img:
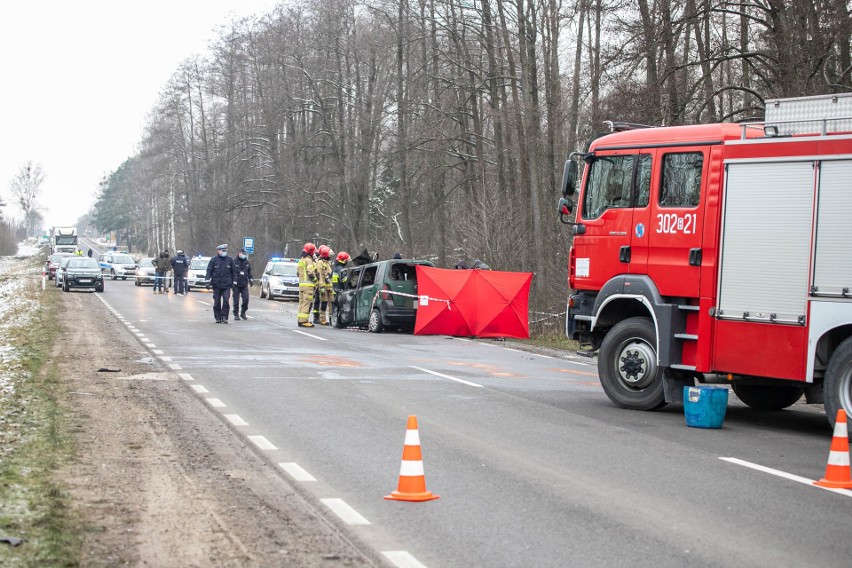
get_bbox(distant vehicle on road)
[46,252,73,280]
[259,258,299,301]
[55,256,75,288]
[331,259,433,332]
[61,257,104,293]
[97,252,137,280]
[134,257,157,286]
[187,256,212,291]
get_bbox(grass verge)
[0,273,82,567]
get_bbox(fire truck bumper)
[567,291,595,342]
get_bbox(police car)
[97,252,138,280]
[187,256,212,291]
[259,258,299,301]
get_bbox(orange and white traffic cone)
[814,409,852,489]
[385,415,439,502]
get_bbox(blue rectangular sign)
[243,237,254,254]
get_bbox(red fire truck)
[560,94,852,425]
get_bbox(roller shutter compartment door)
[717,161,814,324]
[812,160,852,297]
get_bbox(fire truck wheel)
[729,383,803,411]
[823,336,852,428]
[598,317,666,410]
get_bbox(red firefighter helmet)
[303,242,317,255]
[336,251,350,263]
[318,245,331,259]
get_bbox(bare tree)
[8,160,45,237]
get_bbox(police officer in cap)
[206,244,236,323]
[232,248,253,320]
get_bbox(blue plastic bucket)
[683,386,729,429]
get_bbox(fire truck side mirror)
[558,197,575,224]
[561,159,578,197]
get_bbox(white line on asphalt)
[248,435,277,450]
[169,363,182,370]
[292,329,328,341]
[178,373,194,381]
[152,349,164,355]
[191,384,209,393]
[409,365,483,388]
[206,398,225,407]
[224,414,248,426]
[278,462,317,482]
[159,356,172,362]
[383,551,429,568]
[320,498,370,525]
[720,457,852,497]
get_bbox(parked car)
[97,252,138,280]
[134,257,157,286]
[61,257,104,292]
[55,256,74,288]
[259,258,299,301]
[331,259,433,332]
[46,252,73,280]
[187,256,212,291]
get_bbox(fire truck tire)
[730,383,803,411]
[823,337,852,427]
[598,317,666,410]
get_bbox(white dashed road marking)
[224,414,248,426]
[191,385,209,393]
[278,462,316,482]
[321,498,370,525]
[383,551,429,568]
[409,365,483,388]
[248,435,277,450]
[206,398,226,408]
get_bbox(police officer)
[206,244,236,323]
[312,245,333,325]
[297,243,318,327]
[171,249,190,295]
[232,248,253,320]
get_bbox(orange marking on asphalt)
[550,367,599,377]
[301,355,364,367]
[445,360,522,378]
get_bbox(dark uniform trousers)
[212,287,232,321]
[233,285,249,317]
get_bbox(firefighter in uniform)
[329,251,350,325]
[312,245,333,325]
[297,243,318,327]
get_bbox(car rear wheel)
[368,308,384,333]
[259,284,266,299]
[331,305,345,328]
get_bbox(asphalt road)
[75,243,852,568]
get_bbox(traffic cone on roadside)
[385,415,439,502]
[814,409,852,489]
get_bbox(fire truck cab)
[561,94,852,425]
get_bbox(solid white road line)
[382,551,429,568]
[320,498,370,525]
[278,462,316,482]
[224,414,248,426]
[248,435,277,450]
[720,457,852,497]
[409,365,483,388]
[206,398,226,407]
[292,329,328,341]
[191,384,209,393]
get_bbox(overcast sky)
[0,0,279,230]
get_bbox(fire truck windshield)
[582,155,651,219]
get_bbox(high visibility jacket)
[297,255,318,289]
[331,260,348,291]
[317,258,332,291]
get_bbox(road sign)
[243,237,254,254]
